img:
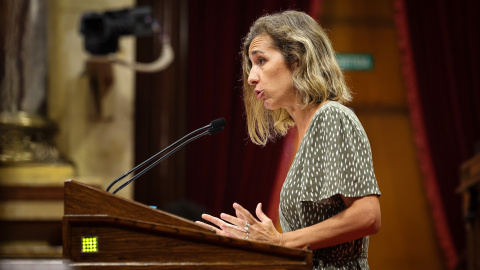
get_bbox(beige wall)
[48,0,136,198]
[319,0,445,268]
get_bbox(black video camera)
[80,6,154,55]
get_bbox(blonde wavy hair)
[242,10,351,145]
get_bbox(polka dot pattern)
[279,101,381,270]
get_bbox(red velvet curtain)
[185,0,313,216]
[394,0,480,268]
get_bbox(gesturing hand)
[195,202,284,246]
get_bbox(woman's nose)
[248,67,259,85]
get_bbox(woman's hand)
[196,202,284,246]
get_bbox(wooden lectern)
[63,180,312,269]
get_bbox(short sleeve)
[299,104,381,201]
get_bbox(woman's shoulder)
[309,100,369,141]
[314,101,359,125]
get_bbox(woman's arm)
[197,194,381,250]
[281,194,381,249]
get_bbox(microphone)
[107,118,226,194]
[208,118,226,134]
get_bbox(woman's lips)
[254,89,264,99]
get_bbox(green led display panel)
[82,236,98,253]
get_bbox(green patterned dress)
[279,101,381,269]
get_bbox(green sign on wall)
[336,53,374,71]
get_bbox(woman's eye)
[259,58,266,65]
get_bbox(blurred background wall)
[48,0,135,199]
[0,0,135,258]
[1,0,479,269]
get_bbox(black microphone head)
[209,118,226,135]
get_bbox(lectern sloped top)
[63,179,206,232]
[63,180,313,269]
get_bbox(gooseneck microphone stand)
[106,118,226,194]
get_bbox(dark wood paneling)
[0,186,64,201]
[0,220,62,245]
[458,153,480,270]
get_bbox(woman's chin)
[262,101,277,111]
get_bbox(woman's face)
[247,34,297,111]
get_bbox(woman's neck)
[289,100,328,141]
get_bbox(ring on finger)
[243,221,250,231]
[244,231,249,240]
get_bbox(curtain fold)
[394,0,480,268]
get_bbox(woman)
[197,10,381,269]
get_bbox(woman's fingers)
[255,203,271,223]
[220,213,246,229]
[198,203,277,242]
[233,203,257,224]
[199,213,247,238]
[201,214,226,227]
[195,221,225,235]
[235,208,246,220]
